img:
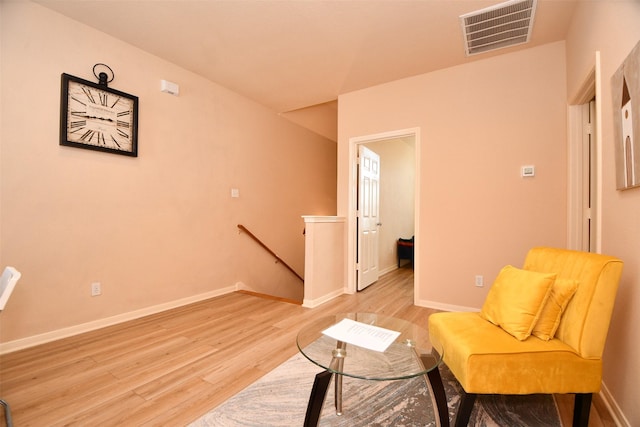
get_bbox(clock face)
[60,74,138,156]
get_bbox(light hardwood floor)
[0,267,614,426]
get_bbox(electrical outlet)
[91,282,102,296]
[475,275,484,287]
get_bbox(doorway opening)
[568,52,601,253]
[347,128,420,300]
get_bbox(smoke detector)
[460,0,537,56]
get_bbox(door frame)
[346,127,421,298]
[568,52,602,253]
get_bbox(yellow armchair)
[429,247,623,427]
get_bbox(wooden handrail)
[237,224,304,282]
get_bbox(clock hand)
[72,113,114,122]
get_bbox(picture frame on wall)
[611,40,640,190]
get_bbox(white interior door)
[357,145,380,291]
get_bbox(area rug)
[189,353,561,426]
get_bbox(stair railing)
[237,224,304,282]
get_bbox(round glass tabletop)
[296,312,441,381]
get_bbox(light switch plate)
[521,165,535,177]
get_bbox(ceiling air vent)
[460,0,537,56]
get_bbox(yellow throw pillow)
[480,265,556,340]
[532,279,578,340]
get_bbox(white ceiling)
[35,0,578,138]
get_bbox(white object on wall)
[160,80,179,96]
[0,266,21,311]
[521,165,535,177]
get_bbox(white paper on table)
[321,318,401,352]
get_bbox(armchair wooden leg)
[453,390,477,427]
[573,393,592,427]
[424,364,450,427]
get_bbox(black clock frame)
[60,73,139,157]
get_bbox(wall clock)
[60,71,138,157]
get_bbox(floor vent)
[460,0,537,56]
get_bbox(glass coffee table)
[296,313,449,427]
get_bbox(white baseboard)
[378,264,398,276]
[302,288,344,308]
[414,298,479,313]
[599,381,631,427]
[0,285,237,355]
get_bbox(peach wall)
[339,42,568,310]
[566,2,640,425]
[0,2,336,346]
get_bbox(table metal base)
[303,348,450,427]
[0,398,13,427]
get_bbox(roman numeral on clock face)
[80,129,96,142]
[111,135,122,148]
[82,87,96,104]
